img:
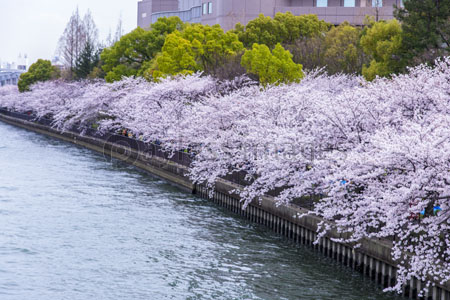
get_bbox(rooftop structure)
[138,0,402,31]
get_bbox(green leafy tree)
[153,24,243,78]
[100,16,184,82]
[284,35,328,72]
[18,59,60,92]
[360,19,404,81]
[395,0,450,65]
[241,43,304,86]
[87,66,105,79]
[74,40,101,79]
[152,33,198,78]
[274,12,329,44]
[234,14,283,49]
[234,13,329,49]
[324,22,366,74]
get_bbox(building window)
[316,0,328,7]
[208,2,212,14]
[141,13,147,18]
[372,0,382,7]
[344,0,355,7]
[203,3,207,15]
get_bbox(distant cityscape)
[0,53,28,86]
[0,53,28,70]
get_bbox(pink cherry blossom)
[0,59,448,295]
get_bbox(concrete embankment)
[0,112,448,300]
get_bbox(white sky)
[0,0,137,66]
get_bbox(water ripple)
[0,121,403,300]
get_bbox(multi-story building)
[138,0,202,28]
[138,0,403,31]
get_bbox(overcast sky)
[0,0,137,66]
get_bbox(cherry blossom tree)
[0,59,448,295]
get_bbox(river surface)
[0,121,403,300]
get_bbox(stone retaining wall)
[1,112,448,300]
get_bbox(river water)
[0,121,402,300]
